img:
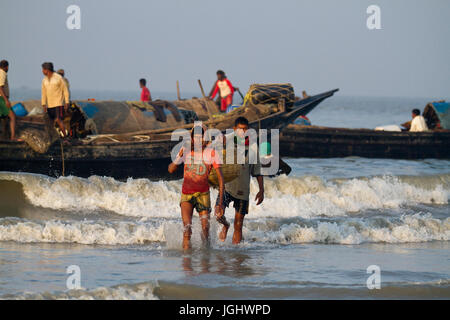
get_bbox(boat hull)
[0,139,181,180]
[280,125,450,159]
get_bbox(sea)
[0,89,449,300]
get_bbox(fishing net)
[173,98,219,120]
[243,83,295,108]
[18,116,59,154]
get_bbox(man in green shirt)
[215,117,264,244]
[0,60,19,141]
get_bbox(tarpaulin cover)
[423,101,450,130]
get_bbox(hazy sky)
[1,0,449,98]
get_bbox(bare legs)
[7,109,16,141]
[216,210,245,244]
[180,202,210,251]
[232,212,245,244]
[216,213,230,242]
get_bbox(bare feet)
[219,224,229,242]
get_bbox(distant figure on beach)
[215,117,264,244]
[209,70,235,113]
[0,60,19,141]
[139,78,152,102]
[56,69,71,100]
[168,124,225,251]
[41,62,70,138]
[410,109,428,132]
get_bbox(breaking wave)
[0,172,448,219]
[1,213,448,245]
[3,279,449,300]
[2,282,159,300]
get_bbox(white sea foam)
[246,214,450,244]
[0,172,448,219]
[0,218,166,245]
[1,213,448,245]
[2,282,159,300]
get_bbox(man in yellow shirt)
[41,62,69,137]
[0,60,19,141]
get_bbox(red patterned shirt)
[180,148,220,194]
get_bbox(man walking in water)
[41,62,70,138]
[216,116,264,244]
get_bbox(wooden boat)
[0,89,338,179]
[280,124,450,159]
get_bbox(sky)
[0,0,449,98]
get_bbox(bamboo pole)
[176,80,181,100]
[198,79,207,98]
[198,79,213,120]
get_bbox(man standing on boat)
[56,69,71,100]
[41,62,70,138]
[215,116,264,244]
[0,60,19,141]
[410,109,428,132]
[209,70,235,113]
[139,78,152,102]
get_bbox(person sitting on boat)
[209,70,234,113]
[410,109,428,132]
[139,78,152,103]
[41,62,70,138]
[0,60,20,141]
[168,124,225,251]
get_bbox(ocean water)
[0,93,449,299]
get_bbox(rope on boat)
[82,134,151,144]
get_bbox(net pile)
[243,83,295,108]
[173,98,219,121]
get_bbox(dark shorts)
[47,106,63,120]
[216,191,249,216]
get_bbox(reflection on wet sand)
[181,250,260,278]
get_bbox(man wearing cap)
[56,69,71,100]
